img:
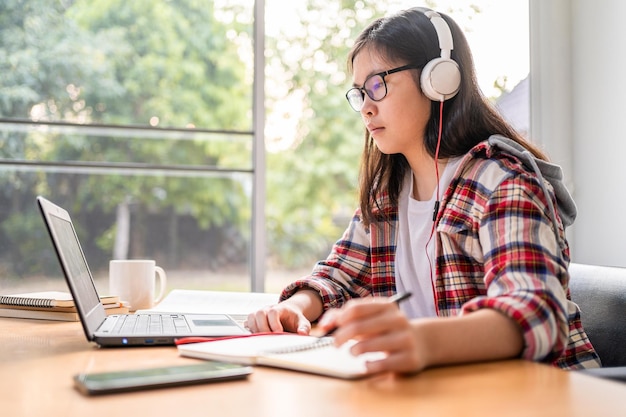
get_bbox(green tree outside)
[0,0,487,285]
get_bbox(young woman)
[246,7,600,374]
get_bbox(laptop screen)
[38,197,106,337]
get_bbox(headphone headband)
[418,9,461,101]
[423,10,454,59]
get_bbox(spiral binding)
[261,337,335,355]
[0,296,54,308]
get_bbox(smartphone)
[73,362,252,395]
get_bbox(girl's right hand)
[245,302,312,335]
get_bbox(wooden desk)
[1,317,625,417]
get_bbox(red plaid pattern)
[281,140,600,369]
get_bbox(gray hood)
[487,135,577,239]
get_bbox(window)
[0,0,529,297]
[0,0,259,295]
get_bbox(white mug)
[109,260,167,311]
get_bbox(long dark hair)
[348,8,547,226]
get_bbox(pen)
[388,291,412,305]
[319,292,412,337]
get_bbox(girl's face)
[352,47,431,157]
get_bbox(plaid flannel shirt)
[281,139,600,369]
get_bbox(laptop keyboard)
[110,314,191,335]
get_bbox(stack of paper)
[137,289,279,321]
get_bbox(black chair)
[568,262,626,382]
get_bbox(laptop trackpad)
[187,314,248,335]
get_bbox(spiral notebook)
[177,334,387,379]
[0,291,118,309]
[0,291,126,321]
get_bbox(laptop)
[36,196,248,347]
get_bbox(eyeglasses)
[345,64,418,112]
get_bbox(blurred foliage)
[0,0,483,276]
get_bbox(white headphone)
[419,9,461,102]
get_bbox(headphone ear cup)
[420,57,461,101]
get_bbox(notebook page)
[178,334,387,379]
[178,334,312,365]
[260,340,386,379]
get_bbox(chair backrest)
[568,263,626,367]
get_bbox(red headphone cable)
[426,99,444,315]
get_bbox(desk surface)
[1,317,625,417]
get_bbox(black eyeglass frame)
[345,64,419,112]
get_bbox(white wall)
[530,0,626,267]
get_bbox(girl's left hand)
[316,297,428,374]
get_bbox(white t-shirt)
[395,157,463,319]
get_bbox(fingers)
[318,298,426,374]
[325,299,407,344]
[245,304,311,335]
[357,329,425,374]
[317,297,390,334]
[294,320,311,335]
[266,307,286,332]
[248,308,283,333]
[349,324,416,357]
[245,307,282,333]
[246,297,424,374]
[315,308,340,335]
[365,349,424,375]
